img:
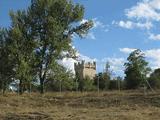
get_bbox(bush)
[79,76,96,91]
[148,68,160,89]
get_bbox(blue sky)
[1,0,160,77]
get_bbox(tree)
[0,28,15,94]
[8,0,93,94]
[46,64,75,91]
[148,68,160,89]
[94,72,110,90]
[78,76,95,91]
[94,62,111,90]
[9,10,36,94]
[29,0,93,94]
[104,61,111,89]
[109,76,124,90]
[124,49,151,89]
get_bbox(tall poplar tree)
[0,28,15,94]
[29,0,93,93]
[9,10,36,94]
[124,49,151,89]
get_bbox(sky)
[1,0,160,77]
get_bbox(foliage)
[8,10,36,94]
[1,0,93,94]
[148,68,160,89]
[124,49,151,89]
[46,64,75,91]
[109,77,124,90]
[79,76,96,91]
[93,62,111,90]
[94,72,110,90]
[0,28,15,94]
[29,0,93,94]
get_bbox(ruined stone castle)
[74,61,96,80]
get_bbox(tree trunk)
[40,78,44,94]
[2,88,6,95]
[40,69,47,94]
[19,80,23,95]
[29,82,31,94]
[2,82,6,96]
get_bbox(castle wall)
[74,61,96,80]
[83,67,96,79]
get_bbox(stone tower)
[74,61,96,80]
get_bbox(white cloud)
[100,57,125,76]
[59,58,77,74]
[125,0,160,21]
[92,18,110,33]
[114,0,160,39]
[106,57,125,72]
[135,21,153,29]
[86,32,96,40]
[115,20,153,29]
[80,18,109,40]
[145,49,160,69]
[150,0,160,10]
[119,48,137,54]
[92,18,105,29]
[78,54,97,62]
[149,33,160,41]
[145,49,160,59]
[118,21,133,29]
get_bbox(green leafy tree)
[9,10,36,94]
[28,0,93,94]
[124,49,151,89]
[148,68,160,89]
[94,72,110,90]
[46,64,75,91]
[109,76,124,90]
[94,62,111,90]
[0,28,15,94]
[104,61,111,89]
[78,76,95,91]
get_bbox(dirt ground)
[0,90,160,120]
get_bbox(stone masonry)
[74,61,96,80]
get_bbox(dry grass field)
[0,90,160,120]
